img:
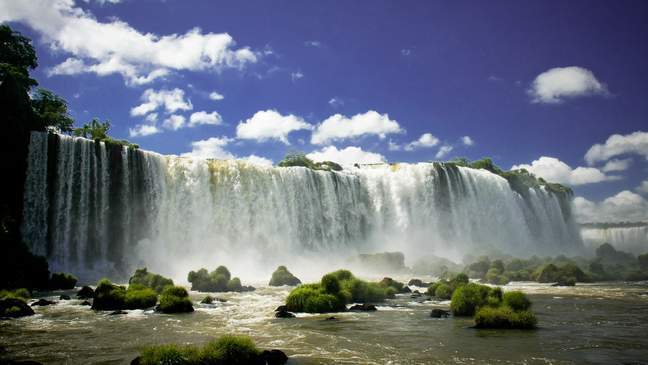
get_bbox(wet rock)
[109,310,127,315]
[411,292,422,298]
[201,296,215,304]
[275,310,295,318]
[4,361,45,365]
[240,285,256,292]
[31,299,55,306]
[0,298,35,318]
[349,303,377,311]
[274,305,287,312]
[80,301,91,306]
[324,316,338,321]
[59,294,71,300]
[130,356,141,365]
[76,286,94,299]
[408,279,429,287]
[400,286,412,293]
[430,308,450,318]
[261,349,288,365]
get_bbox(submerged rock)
[349,303,377,311]
[261,349,288,365]
[430,308,450,318]
[80,300,91,306]
[109,310,127,315]
[0,298,35,318]
[324,316,338,321]
[31,299,55,306]
[76,286,94,299]
[59,294,71,300]
[275,310,295,318]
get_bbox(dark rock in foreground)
[76,286,94,299]
[59,294,71,300]
[79,301,91,306]
[275,309,295,318]
[262,349,288,365]
[430,308,450,318]
[0,298,35,318]
[349,303,377,311]
[109,310,127,315]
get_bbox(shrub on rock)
[0,297,34,318]
[450,283,493,316]
[125,284,158,309]
[129,268,174,293]
[49,272,77,290]
[188,266,253,293]
[158,285,193,313]
[92,279,127,310]
[474,306,537,329]
[502,291,531,311]
[269,266,301,286]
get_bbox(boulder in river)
[76,286,94,299]
[430,308,450,318]
[0,298,35,318]
[349,303,377,311]
[261,349,288,365]
[80,301,91,306]
[275,309,295,318]
[109,310,127,315]
[31,299,55,306]
[59,294,71,300]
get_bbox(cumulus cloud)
[209,91,224,101]
[511,156,618,186]
[307,146,386,166]
[290,71,304,81]
[311,110,402,145]
[189,111,222,127]
[573,191,648,223]
[584,131,648,165]
[404,133,439,151]
[601,158,632,172]
[461,136,474,146]
[236,109,312,144]
[130,88,192,117]
[180,137,273,165]
[388,139,402,151]
[328,97,344,108]
[162,114,186,130]
[304,40,322,48]
[435,145,453,159]
[528,66,608,104]
[0,0,257,85]
[144,113,158,123]
[637,179,648,194]
[129,124,160,137]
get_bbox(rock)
[324,316,338,321]
[109,310,127,315]
[59,294,71,300]
[31,299,55,306]
[0,298,35,318]
[240,285,256,292]
[130,356,141,365]
[408,279,429,287]
[430,308,450,318]
[201,296,215,304]
[400,286,412,293]
[349,303,377,311]
[80,301,91,306]
[274,305,287,312]
[410,292,422,298]
[275,310,295,318]
[3,361,45,365]
[77,286,94,299]
[261,349,288,365]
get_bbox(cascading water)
[21,132,583,281]
[581,224,648,254]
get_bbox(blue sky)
[2,0,648,222]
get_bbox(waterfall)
[581,225,648,254]
[21,132,583,281]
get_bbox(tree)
[73,118,111,140]
[31,88,74,132]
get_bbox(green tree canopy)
[31,88,74,132]
[73,118,111,140]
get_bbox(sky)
[1,0,647,223]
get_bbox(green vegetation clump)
[0,296,34,318]
[138,335,271,365]
[450,282,495,316]
[73,118,139,149]
[474,306,537,329]
[92,279,160,310]
[278,152,343,171]
[0,288,30,300]
[49,272,77,290]
[269,266,301,286]
[427,273,469,299]
[129,268,174,293]
[188,266,252,293]
[285,270,398,313]
[158,285,194,314]
[502,291,532,311]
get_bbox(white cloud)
[291,71,304,81]
[307,146,386,166]
[404,133,439,151]
[601,158,632,172]
[401,49,412,56]
[636,179,648,194]
[328,97,344,108]
[181,137,234,160]
[244,155,273,166]
[1,0,257,85]
[311,110,402,145]
[209,91,224,101]
[144,113,158,123]
[528,66,608,104]
[435,145,453,159]
[304,40,322,48]
[461,136,474,146]
[189,111,222,127]
[584,131,648,165]
[574,191,648,223]
[511,156,618,186]
[82,0,121,4]
[388,139,401,151]
[162,114,185,130]
[130,88,192,117]
[236,109,312,144]
[129,124,160,137]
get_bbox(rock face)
[0,298,35,318]
[31,299,55,306]
[261,349,288,365]
[77,286,94,299]
[349,303,377,311]
[430,308,450,318]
